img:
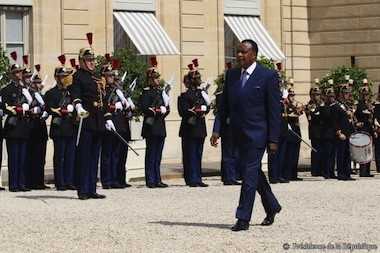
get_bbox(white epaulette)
[143,87,150,91]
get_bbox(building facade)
[1,0,380,182]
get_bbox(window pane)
[6,44,24,65]
[6,11,23,43]
[224,22,239,65]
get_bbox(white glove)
[66,104,74,113]
[75,103,88,116]
[162,90,170,107]
[116,89,127,102]
[22,103,30,112]
[127,97,135,110]
[201,91,211,106]
[115,101,123,111]
[34,92,45,106]
[122,98,130,109]
[160,106,167,114]
[200,105,207,112]
[105,119,116,131]
[41,111,49,120]
[22,88,33,105]
[32,106,41,114]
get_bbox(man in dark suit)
[211,40,282,231]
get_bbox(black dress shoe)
[111,184,125,189]
[360,174,374,177]
[157,182,168,188]
[9,188,20,192]
[78,194,90,200]
[224,181,241,186]
[290,177,303,181]
[330,175,338,179]
[89,193,106,199]
[102,185,112,189]
[261,206,282,226]
[0,187,5,191]
[197,182,209,187]
[147,184,157,188]
[20,187,31,192]
[66,185,77,190]
[56,186,67,191]
[188,183,198,187]
[231,219,249,232]
[121,183,132,188]
[279,178,289,183]
[269,179,279,184]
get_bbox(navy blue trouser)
[101,132,122,186]
[235,136,281,222]
[182,137,205,185]
[320,140,336,178]
[374,137,380,172]
[310,139,322,176]
[220,134,239,183]
[76,130,102,196]
[145,136,165,185]
[6,139,27,190]
[53,137,76,188]
[284,140,300,180]
[118,132,129,185]
[27,138,47,188]
[336,139,351,179]
[268,136,287,181]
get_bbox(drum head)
[349,132,371,147]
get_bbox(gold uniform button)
[93,101,98,107]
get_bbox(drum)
[349,132,373,164]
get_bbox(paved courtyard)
[0,173,379,253]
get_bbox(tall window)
[224,22,240,66]
[0,6,30,64]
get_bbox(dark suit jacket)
[217,64,281,148]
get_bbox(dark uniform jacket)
[178,87,210,139]
[139,86,169,138]
[69,69,109,133]
[306,101,323,140]
[285,103,301,143]
[104,86,131,140]
[44,86,76,138]
[320,102,339,140]
[335,102,354,138]
[355,100,373,135]
[28,91,48,141]
[0,80,30,139]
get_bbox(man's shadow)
[15,195,77,200]
[149,221,260,230]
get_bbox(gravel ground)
[0,174,379,253]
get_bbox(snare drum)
[349,132,373,164]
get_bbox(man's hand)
[268,142,278,155]
[210,132,220,147]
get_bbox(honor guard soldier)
[283,81,304,181]
[139,57,169,188]
[267,76,289,184]
[178,59,211,187]
[355,82,374,177]
[305,83,323,177]
[44,55,77,191]
[26,64,50,189]
[100,58,132,189]
[373,86,380,173]
[69,33,109,200]
[211,62,242,185]
[335,83,355,180]
[0,51,32,192]
[320,85,338,179]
